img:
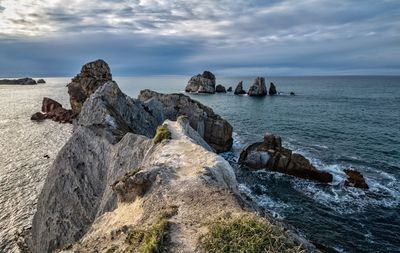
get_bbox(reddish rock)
[239,132,333,183]
[42,97,62,113]
[344,169,369,189]
[31,97,73,123]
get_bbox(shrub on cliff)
[153,124,171,144]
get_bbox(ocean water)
[0,76,399,252]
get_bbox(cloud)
[0,0,399,76]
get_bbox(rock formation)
[248,77,267,96]
[138,89,233,153]
[344,169,369,189]
[37,79,46,84]
[185,71,216,94]
[269,82,277,95]
[31,97,73,123]
[67,59,112,116]
[0,78,36,85]
[239,133,333,183]
[234,81,246,95]
[215,84,226,93]
[290,92,296,96]
[227,86,232,92]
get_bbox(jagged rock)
[344,169,369,189]
[185,71,216,93]
[239,133,333,183]
[67,59,112,116]
[37,79,46,84]
[248,77,267,96]
[269,82,277,95]
[234,81,246,95]
[227,86,232,92]
[215,84,226,93]
[139,89,233,153]
[0,78,36,85]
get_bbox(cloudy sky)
[0,0,399,76]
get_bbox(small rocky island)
[28,60,367,252]
[0,78,37,85]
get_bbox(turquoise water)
[116,75,400,253]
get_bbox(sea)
[0,76,399,252]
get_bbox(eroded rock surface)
[239,133,333,183]
[67,59,112,116]
[248,77,267,96]
[185,71,216,93]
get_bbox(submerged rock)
[37,79,46,84]
[215,84,226,93]
[344,169,369,189]
[248,77,267,96]
[234,81,246,95]
[239,133,333,183]
[227,86,232,92]
[0,78,36,85]
[139,89,233,153]
[290,92,295,96]
[67,59,112,116]
[185,71,216,93]
[269,82,277,95]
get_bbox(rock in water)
[234,81,246,95]
[139,89,233,153]
[269,82,277,95]
[344,169,369,189]
[41,97,62,113]
[67,59,112,116]
[216,84,226,93]
[239,133,333,183]
[30,112,46,121]
[32,97,73,123]
[37,79,46,84]
[0,77,36,85]
[185,71,216,93]
[227,86,232,92]
[248,77,267,96]
[290,92,295,96]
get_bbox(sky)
[0,0,399,77]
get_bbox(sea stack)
[234,81,246,95]
[248,77,267,96]
[215,84,227,93]
[269,82,277,95]
[185,71,216,94]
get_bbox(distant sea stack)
[215,84,226,93]
[185,71,216,93]
[269,82,277,95]
[248,77,267,96]
[0,77,37,85]
[234,81,246,95]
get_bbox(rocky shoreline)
[26,60,368,252]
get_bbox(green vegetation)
[199,214,304,253]
[153,124,171,144]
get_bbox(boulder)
[227,86,232,92]
[0,78,36,85]
[139,89,233,153]
[248,77,267,96]
[215,84,226,93]
[185,71,216,94]
[37,79,46,84]
[239,133,333,183]
[269,82,277,95]
[234,81,246,95]
[67,59,112,116]
[344,169,368,189]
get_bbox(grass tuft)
[199,214,304,253]
[153,124,172,144]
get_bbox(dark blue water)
[116,76,400,253]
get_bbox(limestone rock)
[185,71,216,94]
[0,78,36,85]
[216,84,226,93]
[67,59,112,116]
[344,169,369,189]
[269,82,277,95]
[234,81,246,95]
[239,133,333,183]
[248,77,267,96]
[139,89,233,153]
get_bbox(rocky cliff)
[30,60,318,253]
